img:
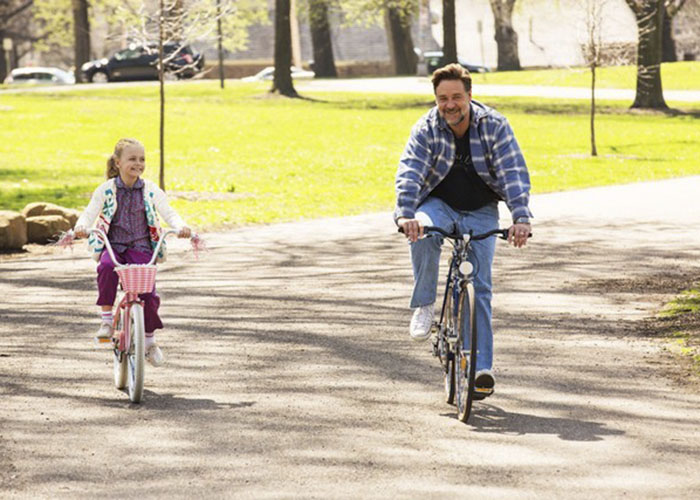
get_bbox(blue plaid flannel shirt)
[394,100,533,223]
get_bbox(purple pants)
[96,248,163,333]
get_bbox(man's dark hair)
[431,63,472,94]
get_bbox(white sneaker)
[145,344,164,367]
[410,304,434,341]
[95,321,113,339]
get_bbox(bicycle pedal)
[473,387,494,400]
[92,336,113,348]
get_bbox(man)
[394,63,532,392]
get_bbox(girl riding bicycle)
[74,138,192,367]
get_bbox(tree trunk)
[385,6,417,75]
[217,0,225,89]
[159,0,166,190]
[625,0,668,109]
[309,0,337,78]
[590,63,597,157]
[0,29,7,83]
[273,0,298,97]
[442,0,457,64]
[661,8,676,62]
[164,0,184,41]
[71,0,90,83]
[489,0,521,71]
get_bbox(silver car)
[3,67,76,85]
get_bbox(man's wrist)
[514,217,530,224]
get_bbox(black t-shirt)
[429,131,498,211]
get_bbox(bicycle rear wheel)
[127,303,146,403]
[440,284,456,404]
[455,282,477,423]
[113,307,128,389]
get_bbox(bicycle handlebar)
[85,228,179,267]
[398,225,513,241]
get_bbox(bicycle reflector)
[459,261,473,276]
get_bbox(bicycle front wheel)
[440,284,456,405]
[127,303,146,403]
[455,282,477,423]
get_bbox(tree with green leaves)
[332,0,417,75]
[384,0,417,75]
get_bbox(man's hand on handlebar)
[178,226,192,239]
[507,222,531,248]
[397,218,423,243]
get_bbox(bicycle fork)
[113,294,141,359]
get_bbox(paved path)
[296,76,700,102]
[1,178,699,498]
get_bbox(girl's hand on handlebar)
[178,226,192,239]
[508,223,531,248]
[398,218,423,243]
[74,226,88,239]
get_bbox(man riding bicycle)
[394,63,532,394]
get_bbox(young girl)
[74,138,191,367]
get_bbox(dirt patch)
[584,271,700,391]
[582,269,695,295]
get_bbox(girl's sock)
[101,311,113,325]
[145,332,155,349]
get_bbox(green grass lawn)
[1,76,699,229]
[471,61,700,90]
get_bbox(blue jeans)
[409,197,499,371]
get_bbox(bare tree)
[308,0,337,77]
[578,0,620,156]
[273,0,298,96]
[624,0,668,109]
[115,0,239,189]
[489,0,521,71]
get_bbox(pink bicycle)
[88,228,179,403]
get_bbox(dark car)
[81,42,204,83]
[424,51,490,75]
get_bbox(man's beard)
[444,110,466,126]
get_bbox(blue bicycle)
[424,226,509,423]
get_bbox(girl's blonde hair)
[105,138,144,179]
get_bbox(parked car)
[241,66,315,82]
[3,67,76,86]
[81,42,204,83]
[423,51,490,74]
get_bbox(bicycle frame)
[88,228,177,354]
